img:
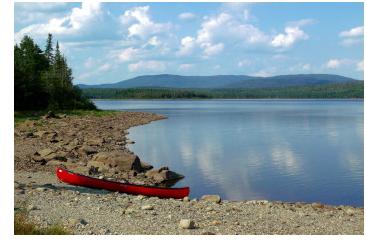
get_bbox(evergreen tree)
[14,34,96,110]
[44,33,54,65]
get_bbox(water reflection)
[94,99,364,206]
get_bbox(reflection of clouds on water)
[343,150,363,178]
[271,145,300,176]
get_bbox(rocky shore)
[14,111,364,235]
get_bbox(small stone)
[27,205,37,211]
[201,195,221,203]
[311,202,324,209]
[136,195,147,200]
[141,205,154,210]
[35,187,47,192]
[69,218,87,226]
[183,196,190,202]
[98,176,104,180]
[211,220,221,226]
[179,219,195,229]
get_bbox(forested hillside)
[15,34,95,110]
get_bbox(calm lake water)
[94,99,364,206]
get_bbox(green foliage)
[82,82,364,99]
[14,34,96,110]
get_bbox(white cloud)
[271,26,308,48]
[357,60,364,71]
[147,36,161,46]
[120,6,171,39]
[118,47,140,62]
[302,64,311,71]
[178,12,196,20]
[179,63,193,70]
[201,42,224,57]
[98,63,112,72]
[176,36,196,56]
[326,59,342,69]
[339,26,363,47]
[15,2,102,42]
[340,26,364,38]
[252,70,272,77]
[128,60,166,72]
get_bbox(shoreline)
[14,111,364,234]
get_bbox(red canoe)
[56,167,190,199]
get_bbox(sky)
[14,2,364,85]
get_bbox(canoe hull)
[56,167,189,199]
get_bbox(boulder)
[201,195,221,204]
[37,148,54,158]
[33,130,49,138]
[80,145,98,155]
[87,138,105,146]
[88,151,143,173]
[140,161,153,171]
[145,168,184,183]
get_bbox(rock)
[25,132,34,138]
[37,148,54,158]
[89,151,144,173]
[145,169,184,183]
[141,205,154,210]
[179,219,195,229]
[183,196,190,202]
[126,140,135,144]
[87,138,105,146]
[69,218,87,226]
[140,161,153,171]
[43,111,58,119]
[311,202,325,209]
[34,130,49,138]
[201,195,221,204]
[27,205,37,211]
[211,220,221,226]
[35,187,47,192]
[80,145,98,155]
[136,195,147,200]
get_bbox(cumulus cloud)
[128,60,166,72]
[326,59,342,69]
[118,47,140,62]
[271,26,308,48]
[120,6,172,39]
[15,2,102,42]
[339,26,363,47]
[178,12,196,20]
[201,42,224,57]
[340,26,364,38]
[176,36,196,56]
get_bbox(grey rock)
[201,195,221,203]
[141,205,154,210]
[179,219,195,229]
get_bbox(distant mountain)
[226,74,357,88]
[78,74,357,89]
[78,74,256,89]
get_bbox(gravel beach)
[14,111,364,235]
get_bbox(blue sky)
[14,2,364,84]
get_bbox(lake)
[93,99,364,206]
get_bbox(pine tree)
[44,33,54,65]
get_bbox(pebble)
[183,196,190,202]
[179,219,195,229]
[36,187,47,192]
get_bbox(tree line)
[81,81,364,99]
[15,34,96,110]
